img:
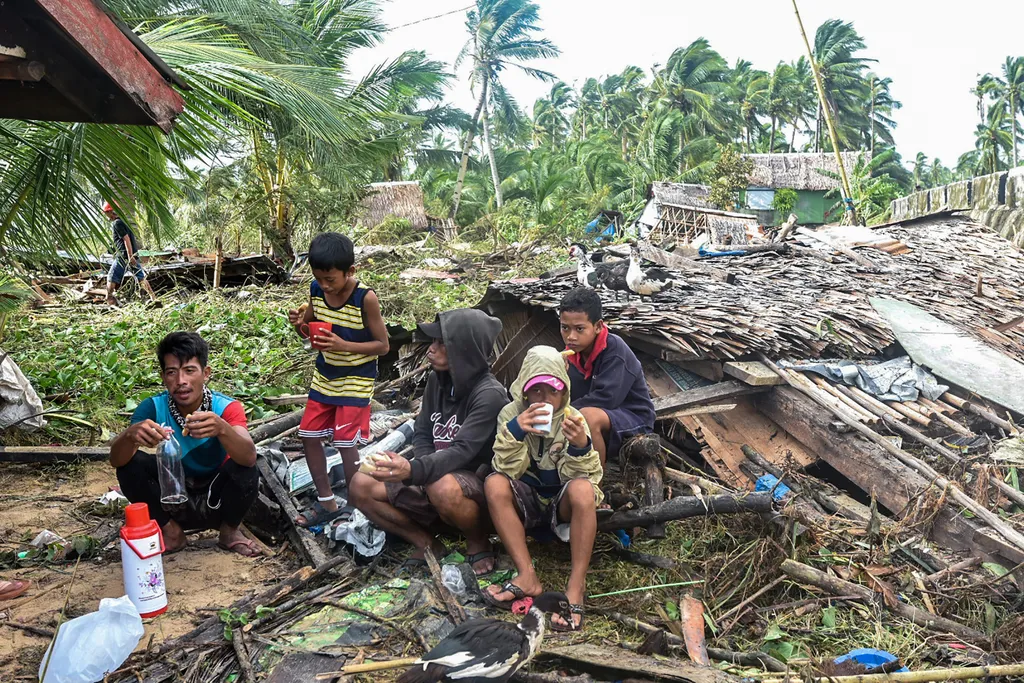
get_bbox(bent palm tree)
[450,0,558,218]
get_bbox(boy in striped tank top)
[288,233,390,527]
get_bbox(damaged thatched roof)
[354,181,428,230]
[744,152,867,192]
[650,182,715,209]
[484,215,1024,363]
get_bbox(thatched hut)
[354,181,428,231]
[741,152,868,226]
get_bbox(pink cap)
[524,374,565,392]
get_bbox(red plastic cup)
[301,321,332,348]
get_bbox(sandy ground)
[0,461,290,681]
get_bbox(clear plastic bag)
[39,595,144,683]
[441,564,466,597]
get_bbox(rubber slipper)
[296,499,344,528]
[482,581,527,609]
[466,550,498,576]
[0,580,31,601]
[218,539,260,557]
[550,603,585,632]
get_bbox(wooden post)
[790,0,859,226]
[213,236,224,289]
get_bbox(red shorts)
[298,400,371,448]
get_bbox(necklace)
[168,386,212,432]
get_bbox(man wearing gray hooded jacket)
[349,309,506,575]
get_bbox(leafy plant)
[707,147,754,211]
[0,273,32,341]
[771,188,798,217]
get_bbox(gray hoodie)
[408,309,507,486]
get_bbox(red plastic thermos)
[119,502,168,618]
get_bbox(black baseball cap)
[417,315,443,341]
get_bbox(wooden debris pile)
[486,216,1024,363]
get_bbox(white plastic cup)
[533,403,554,434]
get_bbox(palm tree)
[788,57,817,151]
[450,0,559,218]
[728,60,768,152]
[865,74,900,154]
[912,152,930,189]
[1,0,446,261]
[975,105,1014,174]
[763,62,799,153]
[812,19,874,151]
[653,38,729,173]
[985,57,1024,166]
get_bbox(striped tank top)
[308,281,378,406]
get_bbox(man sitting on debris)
[102,202,158,306]
[484,345,602,631]
[560,288,655,468]
[110,332,260,556]
[349,309,507,575]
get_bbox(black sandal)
[296,499,345,529]
[483,581,526,608]
[551,603,585,632]
[466,550,498,576]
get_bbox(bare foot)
[218,526,260,557]
[161,520,187,553]
[105,297,119,307]
[486,571,543,603]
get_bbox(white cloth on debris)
[329,509,385,557]
[780,356,948,402]
[0,349,45,430]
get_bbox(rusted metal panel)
[33,0,184,131]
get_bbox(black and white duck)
[626,243,674,298]
[397,592,572,683]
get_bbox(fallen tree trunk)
[249,409,304,444]
[0,446,108,463]
[779,559,985,642]
[597,492,772,531]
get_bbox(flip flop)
[550,603,585,632]
[0,580,31,601]
[296,499,345,529]
[466,550,498,576]
[218,538,260,557]
[482,581,527,609]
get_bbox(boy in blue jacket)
[559,288,655,467]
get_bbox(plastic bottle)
[119,503,168,618]
[358,420,416,459]
[156,426,187,509]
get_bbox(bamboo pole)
[759,354,1024,554]
[848,386,905,422]
[809,377,877,423]
[756,663,1024,683]
[791,0,859,226]
[315,657,420,679]
[883,399,933,428]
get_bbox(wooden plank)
[723,361,785,386]
[679,360,724,382]
[0,446,108,463]
[540,643,735,683]
[652,381,768,417]
[255,457,329,568]
[263,394,308,407]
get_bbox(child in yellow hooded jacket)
[483,345,602,631]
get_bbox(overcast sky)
[348,0,1024,166]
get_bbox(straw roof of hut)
[650,182,714,209]
[744,152,867,192]
[354,181,428,230]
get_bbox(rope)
[388,4,474,31]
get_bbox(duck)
[626,243,674,298]
[568,243,598,288]
[397,592,572,683]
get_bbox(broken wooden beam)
[0,446,108,463]
[653,381,768,418]
[723,361,784,386]
[796,227,882,272]
[779,559,986,642]
[639,243,737,284]
[597,492,772,531]
[539,643,735,683]
[255,457,329,568]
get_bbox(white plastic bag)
[328,509,385,557]
[441,564,466,597]
[39,595,145,683]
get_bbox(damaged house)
[482,213,1024,570]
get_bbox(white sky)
[348,0,1024,166]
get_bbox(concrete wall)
[890,169,1024,245]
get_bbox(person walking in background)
[103,202,157,306]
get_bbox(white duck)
[569,243,598,288]
[626,243,674,298]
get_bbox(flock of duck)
[569,241,675,299]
